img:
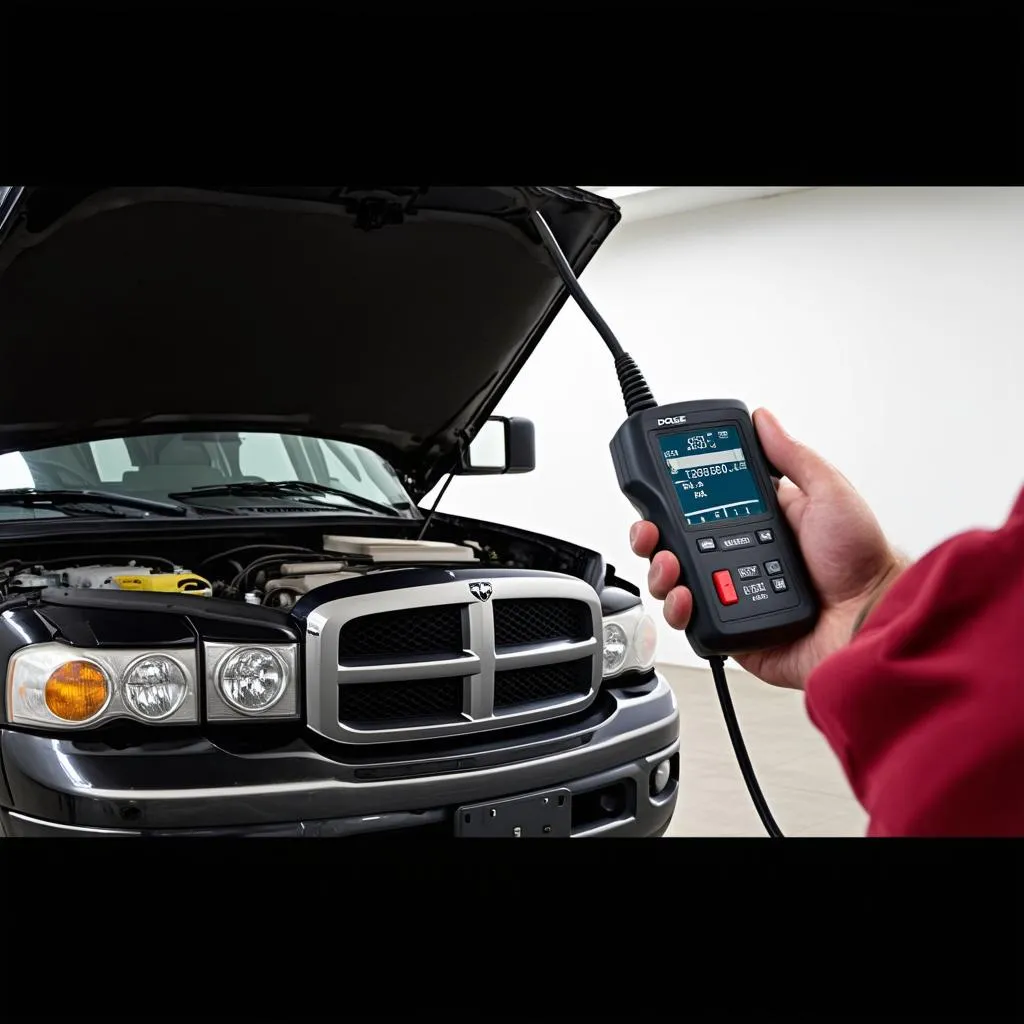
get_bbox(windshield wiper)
[0,488,191,518]
[168,481,405,517]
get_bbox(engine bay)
[1,534,491,610]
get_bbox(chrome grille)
[304,575,603,744]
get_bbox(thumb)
[753,408,834,495]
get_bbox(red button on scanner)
[712,570,739,606]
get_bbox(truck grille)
[337,677,464,724]
[493,598,592,648]
[494,659,593,710]
[338,605,465,660]
[304,574,603,744]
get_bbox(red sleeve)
[804,486,1024,837]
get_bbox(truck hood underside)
[0,185,619,496]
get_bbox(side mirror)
[458,416,536,476]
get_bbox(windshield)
[0,431,418,519]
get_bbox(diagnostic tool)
[529,202,822,837]
[609,400,818,659]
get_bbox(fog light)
[652,758,672,795]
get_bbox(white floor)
[661,663,868,837]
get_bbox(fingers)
[629,520,691,630]
[629,520,659,559]
[630,520,679,598]
[753,407,834,496]
[663,586,693,630]
[646,549,681,600]
[774,478,803,515]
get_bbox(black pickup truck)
[0,185,679,838]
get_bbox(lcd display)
[658,425,766,526]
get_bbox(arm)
[805,488,1024,836]
[848,555,912,638]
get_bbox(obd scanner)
[610,400,818,661]
[529,203,822,837]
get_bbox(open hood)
[0,185,619,498]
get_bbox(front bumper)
[0,673,679,838]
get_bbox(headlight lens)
[602,623,629,675]
[6,642,198,729]
[632,614,659,671]
[601,603,658,679]
[218,647,286,712]
[122,655,189,720]
[204,642,299,721]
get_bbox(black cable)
[709,655,785,837]
[417,473,454,540]
[197,543,317,569]
[529,208,657,416]
[528,208,625,360]
[614,351,659,416]
[229,552,341,594]
[531,203,783,837]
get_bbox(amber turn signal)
[44,660,110,722]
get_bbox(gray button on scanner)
[720,534,754,550]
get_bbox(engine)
[8,565,215,597]
[2,535,481,610]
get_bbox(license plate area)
[455,787,572,838]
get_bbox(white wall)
[427,186,1024,669]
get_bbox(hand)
[630,408,906,690]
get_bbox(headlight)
[122,655,190,720]
[220,648,285,711]
[6,643,198,729]
[205,642,299,721]
[602,623,629,675]
[601,603,658,680]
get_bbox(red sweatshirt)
[804,486,1024,837]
